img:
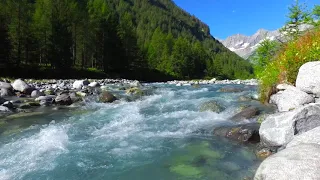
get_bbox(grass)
[259,28,320,103]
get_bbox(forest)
[0,0,253,81]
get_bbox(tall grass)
[259,28,320,103]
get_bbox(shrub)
[259,28,320,103]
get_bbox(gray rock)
[12,79,30,93]
[130,80,142,87]
[0,88,13,97]
[270,86,314,112]
[73,80,90,89]
[0,82,12,89]
[99,91,117,103]
[218,86,244,93]
[213,123,260,143]
[31,90,44,98]
[296,61,320,96]
[199,100,225,113]
[260,103,320,147]
[254,144,320,180]
[0,97,6,104]
[287,126,320,148]
[35,95,56,102]
[230,106,260,121]
[88,82,100,87]
[0,105,11,112]
[2,101,14,109]
[55,92,72,105]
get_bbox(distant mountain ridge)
[221,24,313,59]
[221,29,281,59]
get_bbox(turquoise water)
[0,84,263,180]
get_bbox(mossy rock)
[99,91,117,103]
[199,100,225,113]
[170,164,202,177]
[44,90,55,95]
[126,87,144,96]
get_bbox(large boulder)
[296,61,320,96]
[260,103,320,147]
[287,126,320,148]
[199,100,225,113]
[99,91,117,103]
[213,123,260,143]
[270,86,314,112]
[229,106,260,121]
[254,144,320,180]
[72,80,90,89]
[54,92,72,105]
[12,79,30,93]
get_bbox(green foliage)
[252,39,280,76]
[0,0,253,80]
[280,0,312,40]
[312,5,320,26]
[258,29,320,103]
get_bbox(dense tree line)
[0,0,253,80]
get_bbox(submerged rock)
[213,123,260,143]
[255,144,320,180]
[99,91,117,103]
[270,86,314,112]
[296,61,320,96]
[260,103,320,147]
[199,100,225,113]
[126,87,143,95]
[230,106,260,121]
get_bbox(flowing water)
[0,84,267,180]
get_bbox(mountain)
[0,0,253,80]
[222,24,314,59]
[221,29,281,59]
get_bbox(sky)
[173,0,319,39]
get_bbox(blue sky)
[173,0,319,39]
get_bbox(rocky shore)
[254,61,320,180]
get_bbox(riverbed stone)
[0,88,13,97]
[99,91,117,103]
[276,83,294,91]
[199,100,225,113]
[54,92,72,105]
[0,105,11,112]
[31,90,44,98]
[2,101,14,109]
[35,95,56,102]
[230,106,260,121]
[213,123,260,143]
[254,144,320,180]
[270,86,314,112]
[12,79,30,93]
[0,82,12,90]
[73,80,89,89]
[296,61,320,96]
[259,103,320,147]
[88,82,100,87]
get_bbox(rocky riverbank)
[254,61,320,180]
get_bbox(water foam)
[0,124,69,179]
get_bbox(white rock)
[12,79,30,93]
[254,144,320,180]
[270,86,314,112]
[176,83,182,87]
[260,103,320,147]
[296,61,320,96]
[287,126,320,148]
[31,90,44,98]
[73,80,89,89]
[88,82,100,87]
[276,83,294,91]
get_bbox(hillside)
[0,0,253,80]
